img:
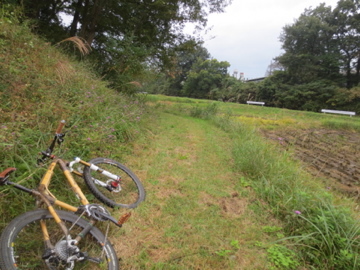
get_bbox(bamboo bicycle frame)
[39,159,89,213]
[34,156,129,243]
[34,119,127,240]
[36,158,95,242]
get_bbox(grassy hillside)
[0,10,149,226]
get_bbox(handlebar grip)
[55,120,66,134]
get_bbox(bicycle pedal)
[118,212,131,226]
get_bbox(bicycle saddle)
[0,167,16,181]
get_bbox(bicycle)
[0,165,128,269]
[0,120,145,269]
[37,120,145,209]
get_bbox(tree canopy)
[181,58,230,99]
[13,0,231,65]
[277,0,360,88]
[6,0,231,92]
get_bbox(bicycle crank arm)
[90,209,125,227]
[77,204,131,227]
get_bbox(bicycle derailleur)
[43,236,88,270]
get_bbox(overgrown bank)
[0,12,149,227]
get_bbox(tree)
[333,0,360,88]
[166,41,210,96]
[277,4,341,84]
[182,58,230,99]
[210,76,244,102]
[265,60,284,76]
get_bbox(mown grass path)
[112,112,276,269]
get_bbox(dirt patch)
[261,128,360,197]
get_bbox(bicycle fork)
[69,157,122,192]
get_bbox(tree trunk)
[79,0,103,45]
[69,0,84,36]
[355,56,360,86]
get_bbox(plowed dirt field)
[261,128,360,197]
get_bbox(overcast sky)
[196,0,340,79]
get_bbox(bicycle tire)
[0,209,119,270]
[83,157,145,208]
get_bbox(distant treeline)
[150,0,360,114]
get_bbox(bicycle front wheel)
[83,157,145,208]
[0,209,119,270]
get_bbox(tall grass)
[229,119,360,269]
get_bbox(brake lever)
[56,132,67,144]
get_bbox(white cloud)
[200,0,340,79]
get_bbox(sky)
[194,0,340,80]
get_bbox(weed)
[190,102,219,119]
[289,204,360,269]
[321,119,360,131]
[267,244,299,270]
[215,249,233,257]
[215,240,240,257]
[239,177,251,187]
[230,240,240,250]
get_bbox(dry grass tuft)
[55,60,74,84]
[127,81,142,88]
[56,36,91,56]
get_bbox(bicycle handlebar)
[37,120,67,164]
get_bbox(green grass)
[2,12,360,269]
[0,16,279,267]
[116,112,280,269]
[148,94,360,131]
[147,95,360,269]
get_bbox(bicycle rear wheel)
[83,157,145,208]
[0,209,119,270]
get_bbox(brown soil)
[260,128,360,198]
